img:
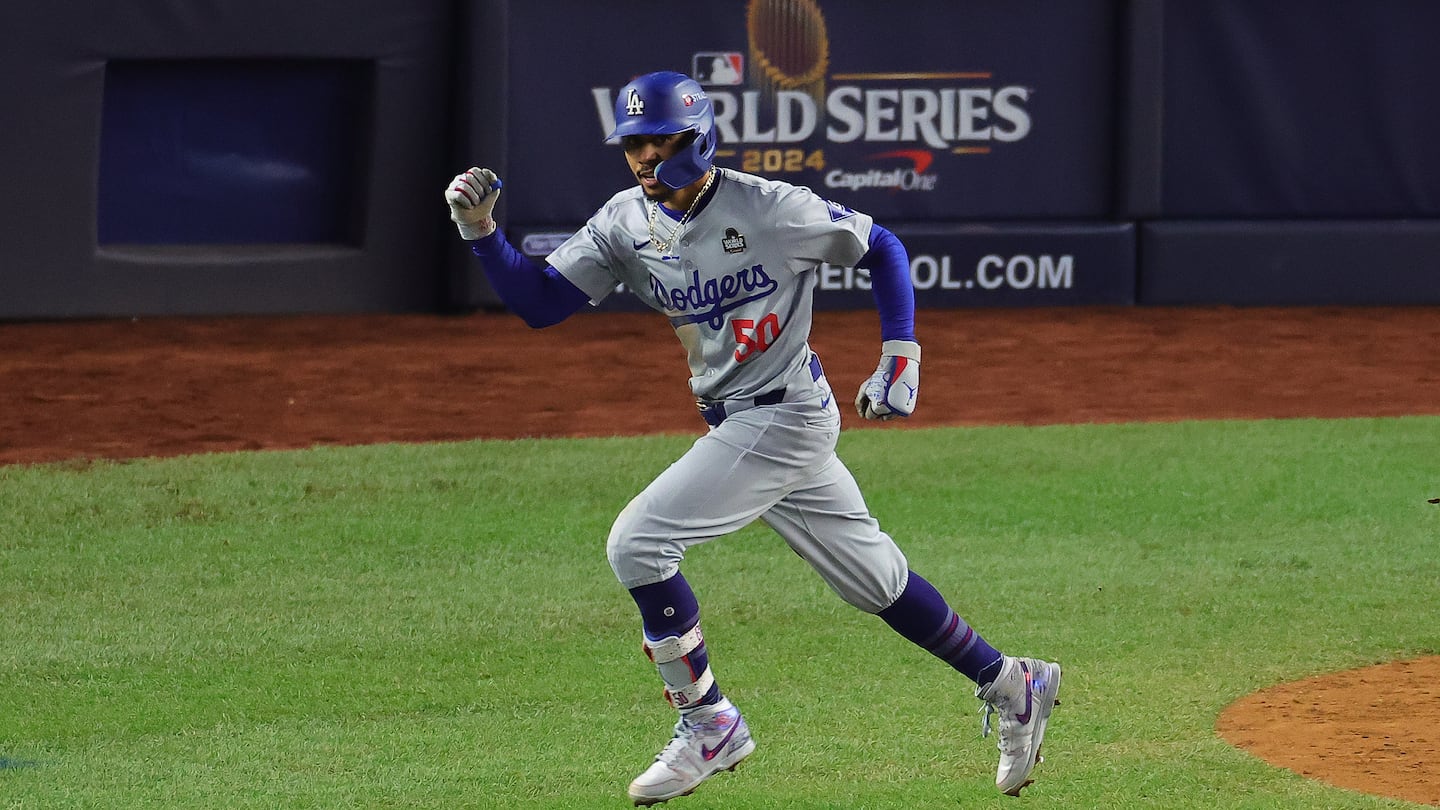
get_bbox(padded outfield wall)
[1,1,1438,318]
[494,0,1135,312]
[0,0,458,318]
[1132,1,1440,305]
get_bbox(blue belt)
[695,388,786,427]
[696,355,825,428]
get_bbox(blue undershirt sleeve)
[469,228,591,328]
[856,224,916,342]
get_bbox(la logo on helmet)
[626,88,645,116]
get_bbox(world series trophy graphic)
[746,0,829,107]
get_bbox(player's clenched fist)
[445,167,503,240]
[855,339,921,420]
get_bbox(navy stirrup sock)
[877,571,1005,686]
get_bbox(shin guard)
[642,624,717,710]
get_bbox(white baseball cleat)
[628,698,755,806]
[975,656,1062,796]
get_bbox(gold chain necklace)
[647,170,716,254]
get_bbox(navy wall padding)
[824,223,1136,309]
[500,0,1120,226]
[0,0,454,318]
[445,0,509,312]
[1117,0,1165,219]
[98,59,374,246]
[1139,221,1440,305]
[506,222,1135,313]
[1161,1,1440,217]
[6,1,1440,317]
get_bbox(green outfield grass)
[2,417,1437,808]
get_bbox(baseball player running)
[445,71,1061,805]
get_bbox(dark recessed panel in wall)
[98,59,374,245]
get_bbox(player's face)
[621,133,686,201]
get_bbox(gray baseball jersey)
[549,167,909,612]
[549,168,873,402]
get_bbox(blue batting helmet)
[605,71,717,189]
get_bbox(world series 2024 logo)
[590,0,1034,194]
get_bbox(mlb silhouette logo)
[693,53,744,86]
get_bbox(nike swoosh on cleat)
[633,239,651,250]
[700,720,741,762]
[1015,663,1034,725]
